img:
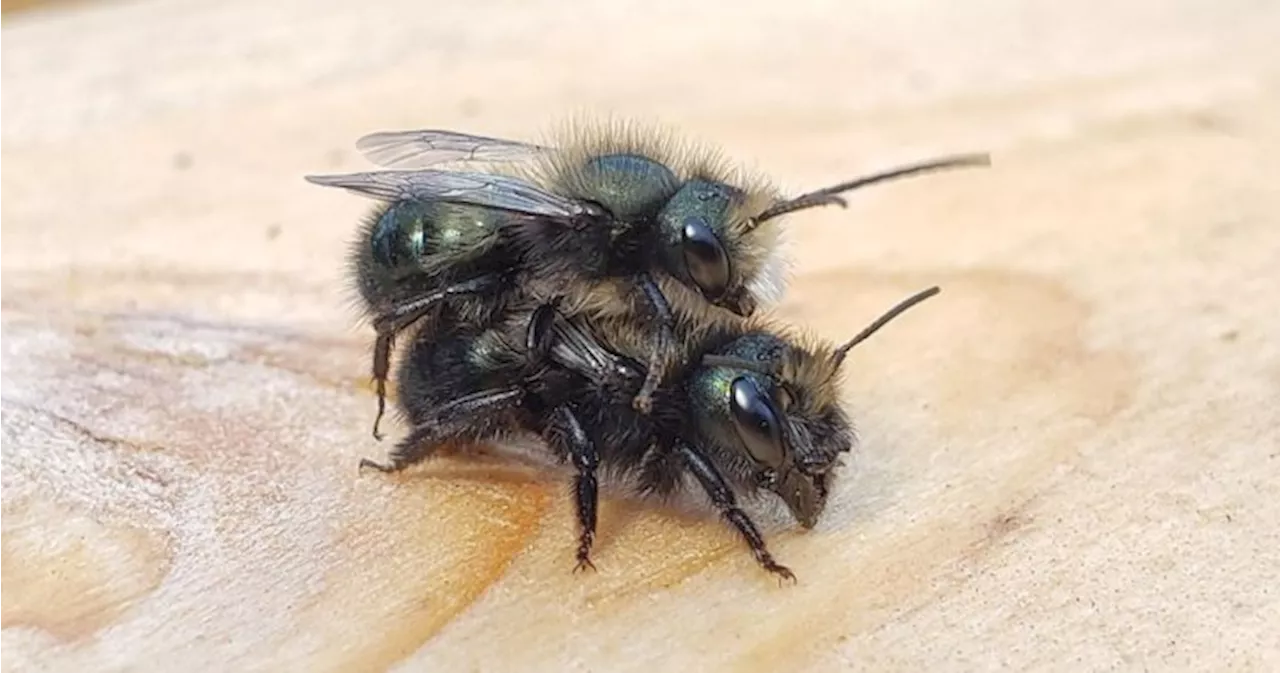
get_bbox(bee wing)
[549,315,631,384]
[356,130,552,169]
[304,170,590,219]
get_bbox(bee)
[307,120,987,433]
[360,285,941,580]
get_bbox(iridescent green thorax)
[575,153,679,220]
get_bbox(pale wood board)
[2,1,1278,670]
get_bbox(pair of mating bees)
[307,120,988,581]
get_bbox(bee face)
[691,332,853,528]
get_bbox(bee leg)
[546,404,599,573]
[367,274,502,441]
[636,444,682,497]
[525,300,562,367]
[676,440,797,584]
[358,385,525,474]
[370,332,394,441]
[377,275,502,332]
[633,273,676,415]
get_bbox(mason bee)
[360,285,941,580]
[307,119,986,430]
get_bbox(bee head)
[690,286,942,527]
[689,331,853,528]
[658,152,990,318]
[656,179,781,318]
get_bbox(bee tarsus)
[364,386,527,474]
[760,558,797,585]
[678,440,796,582]
[357,457,397,474]
[574,554,598,574]
[551,404,602,573]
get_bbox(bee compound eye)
[729,377,786,469]
[681,217,730,301]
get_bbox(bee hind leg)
[367,274,504,441]
[369,332,395,441]
[358,385,525,474]
[544,404,600,573]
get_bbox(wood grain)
[3,0,1278,670]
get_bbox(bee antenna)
[749,153,991,229]
[831,286,941,370]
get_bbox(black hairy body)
[364,287,940,580]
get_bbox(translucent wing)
[548,315,640,385]
[356,129,552,169]
[304,170,590,219]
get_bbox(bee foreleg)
[545,404,599,573]
[677,440,797,584]
[633,273,676,415]
[359,385,525,474]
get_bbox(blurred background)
[3,1,1277,671]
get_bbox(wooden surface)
[3,1,1279,670]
